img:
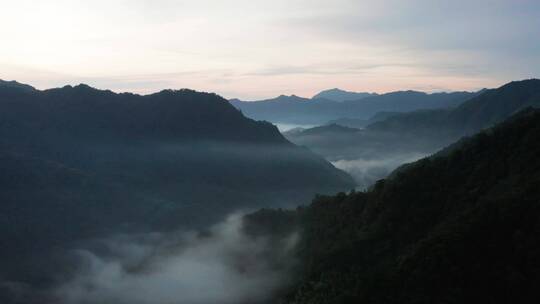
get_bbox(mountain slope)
[231,90,477,125]
[286,79,540,186]
[247,108,540,304]
[0,84,287,144]
[312,88,377,102]
[0,82,354,295]
[0,82,355,223]
[370,79,540,135]
[230,94,336,125]
[298,123,360,136]
[0,79,36,91]
[449,79,540,132]
[326,111,400,128]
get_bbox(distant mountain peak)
[499,78,540,91]
[312,88,377,102]
[0,79,36,91]
[325,88,349,94]
[262,94,310,103]
[74,83,93,89]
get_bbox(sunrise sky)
[1,0,538,99]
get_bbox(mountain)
[231,90,477,125]
[449,79,540,131]
[0,79,36,91]
[0,81,354,293]
[0,84,289,144]
[286,79,540,187]
[0,152,132,287]
[230,94,336,125]
[246,108,540,303]
[326,111,400,129]
[312,88,377,102]
[370,79,540,136]
[297,123,360,137]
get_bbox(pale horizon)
[1,0,538,100]
[1,76,507,101]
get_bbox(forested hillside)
[0,82,354,296]
[286,79,540,187]
[247,108,540,304]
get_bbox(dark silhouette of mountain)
[298,123,360,136]
[246,108,540,303]
[0,152,137,287]
[0,79,36,91]
[324,111,400,129]
[286,79,540,187]
[230,94,336,125]
[231,90,477,125]
[0,81,354,295]
[0,83,288,144]
[312,88,377,102]
[370,79,540,136]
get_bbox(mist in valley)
[331,152,428,189]
[274,123,316,132]
[281,124,444,189]
[4,213,299,304]
[0,84,354,304]
[1,0,538,302]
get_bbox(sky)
[0,0,539,100]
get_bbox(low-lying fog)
[280,122,437,189]
[8,214,298,304]
[332,153,427,189]
[274,123,316,132]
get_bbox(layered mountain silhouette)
[311,88,377,102]
[369,79,540,136]
[231,90,478,125]
[326,111,400,129]
[246,107,540,304]
[3,79,538,304]
[286,79,540,187]
[0,81,354,291]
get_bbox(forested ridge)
[246,108,540,304]
[0,82,354,298]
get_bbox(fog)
[283,126,438,189]
[0,137,347,304]
[53,214,299,304]
[274,123,315,132]
[332,152,427,189]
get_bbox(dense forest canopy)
[0,81,354,300]
[246,107,540,304]
[1,79,539,304]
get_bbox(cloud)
[1,0,538,99]
[332,152,427,189]
[53,214,299,304]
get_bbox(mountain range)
[230,89,479,125]
[285,79,540,187]
[247,106,540,304]
[0,81,354,293]
[311,88,377,102]
[2,78,539,304]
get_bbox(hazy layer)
[7,214,299,304]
